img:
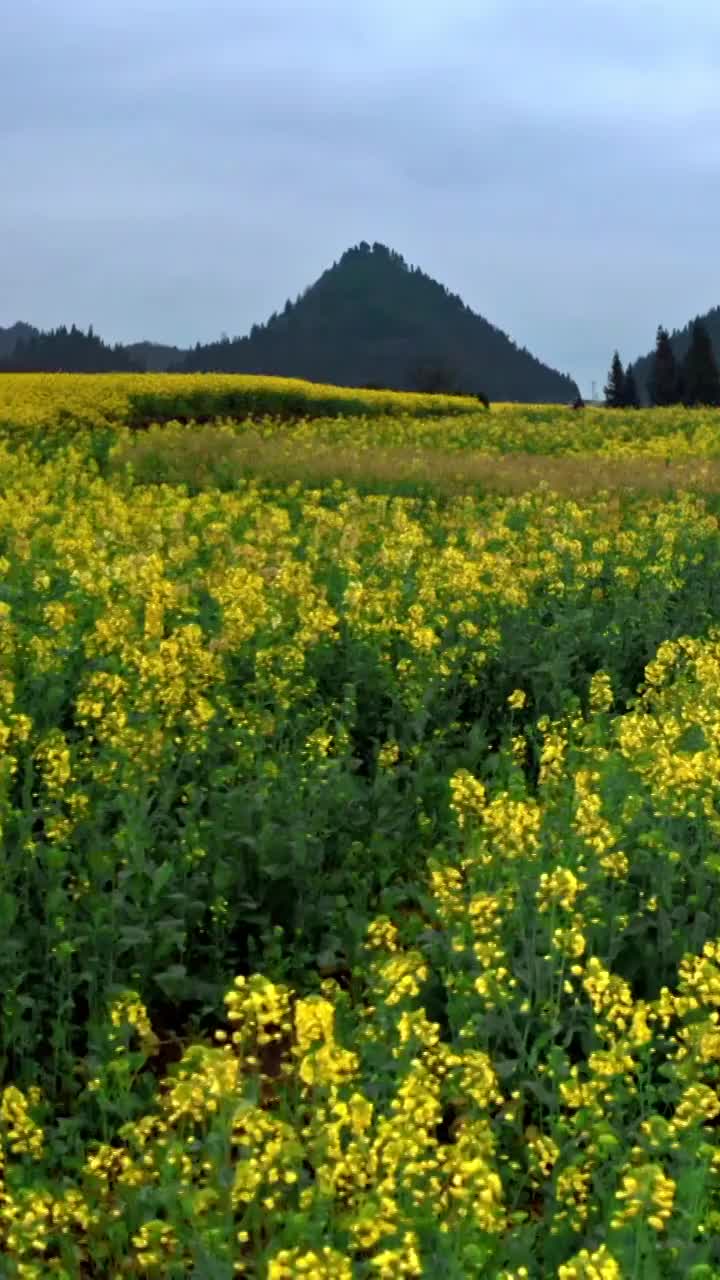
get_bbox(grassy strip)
[113,424,720,496]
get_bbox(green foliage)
[125,382,480,430]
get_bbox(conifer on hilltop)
[622,362,640,408]
[604,351,626,408]
[648,326,680,406]
[680,320,720,406]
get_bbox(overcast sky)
[4,0,720,395]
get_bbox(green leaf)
[0,892,17,928]
[151,861,175,897]
[676,723,707,753]
[155,964,188,997]
[116,925,151,952]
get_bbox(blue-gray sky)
[4,0,720,395]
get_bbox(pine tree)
[604,351,625,408]
[648,326,680,405]
[680,320,720,406]
[622,362,640,408]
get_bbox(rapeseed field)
[2,375,720,1276]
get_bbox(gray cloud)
[4,0,720,393]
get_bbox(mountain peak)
[180,244,578,400]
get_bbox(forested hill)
[125,341,189,372]
[0,244,578,399]
[0,323,37,359]
[0,325,142,373]
[177,242,579,402]
[633,306,720,400]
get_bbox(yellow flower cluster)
[268,1246,354,1279]
[611,1161,676,1231]
[558,1244,622,1279]
[0,1088,44,1159]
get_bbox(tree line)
[605,321,720,408]
[0,325,142,373]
